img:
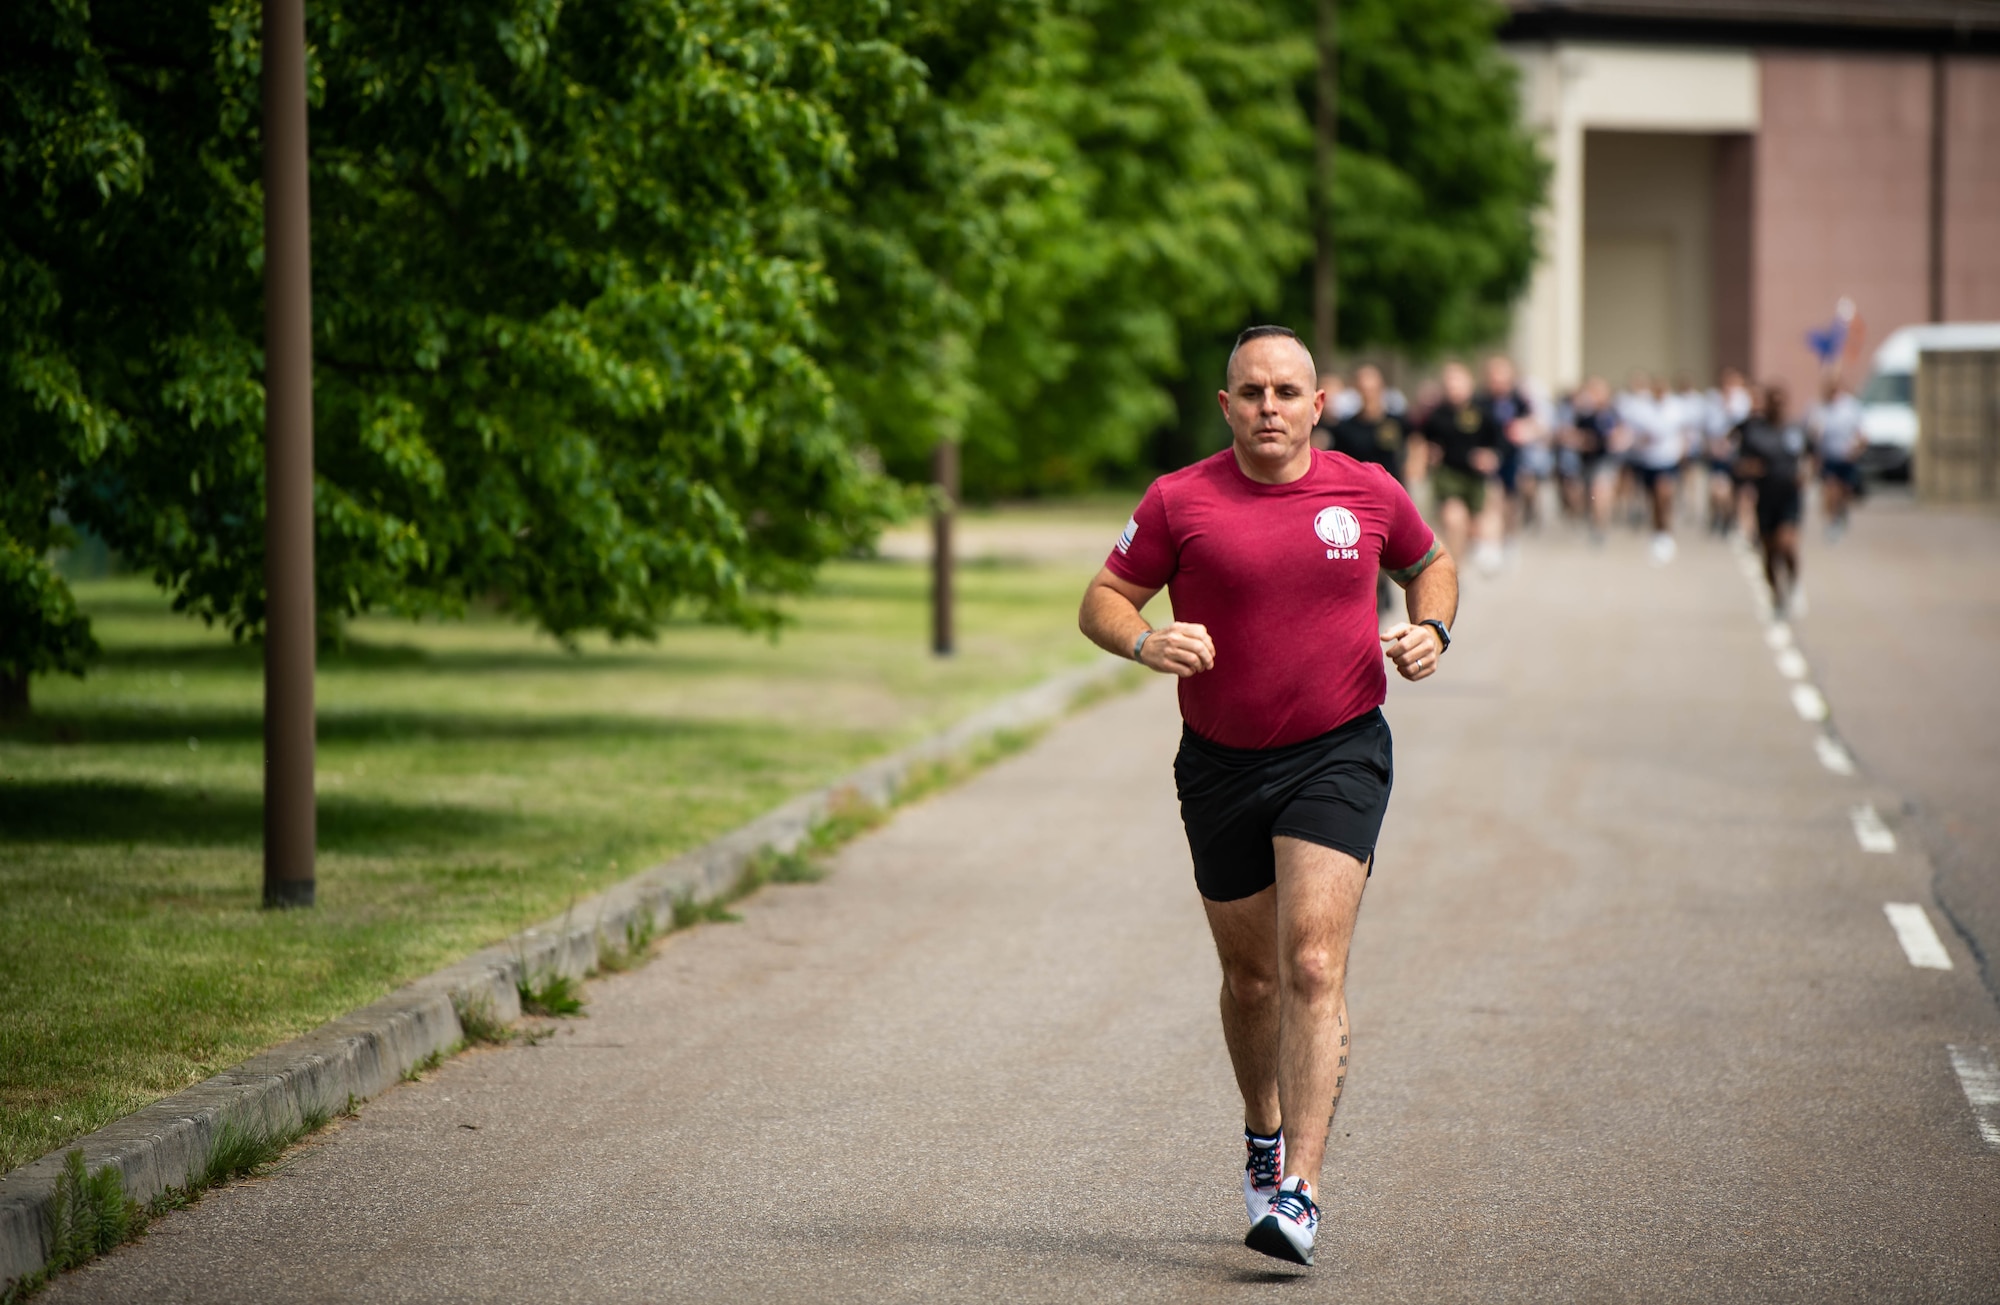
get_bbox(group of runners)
[1078,328,1865,1269]
[1313,356,1868,617]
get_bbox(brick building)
[1499,0,2000,401]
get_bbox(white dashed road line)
[1883,903,1953,969]
[1814,733,1856,776]
[1732,546,2000,1158]
[1946,1046,2000,1151]
[1850,804,1897,853]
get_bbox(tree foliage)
[1,0,1543,705]
[1325,0,1545,355]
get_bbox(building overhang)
[1501,1,2000,54]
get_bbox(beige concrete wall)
[1753,53,1933,401]
[1583,131,1717,385]
[1944,58,2000,322]
[1508,43,1757,389]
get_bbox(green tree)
[0,1,139,712]
[3,0,921,711]
[1325,0,1544,355]
[960,0,1314,495]
[810,0,1314,498]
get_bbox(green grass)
[0,505,1130,1173]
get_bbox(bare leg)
[1765,521,1800,598]
[1205,886,1281,1135]
[1273,837,1368,1183]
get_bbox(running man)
[1078,326,1458,1266]
[1414,361,1502,571]
[1704,368,1753,537]
[1563,376,1620,542]
[1735,382,1808,617]
[1479,354,1545,539]
[1325,363,1413,613]
[1810,376,1865,540]
[1623,374,1685,562]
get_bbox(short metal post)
[931,440,958,657]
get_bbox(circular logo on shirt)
[1313,505,1360,548]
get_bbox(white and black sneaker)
[1243,1129,1284,1223]
[1245,1175,1319,1265]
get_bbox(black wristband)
[1418,618,1451,652]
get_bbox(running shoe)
[1243,1130,1284,1223]
[1245,1175,1319,1265]
[1649,532,1676,564]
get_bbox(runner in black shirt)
[1734,382,1807,617]
[1327,364,1409,612]
[1479,354,1541,543]
[1562,376,1619,543]
[1414,362,1503,568]
[1328,364,1409,483]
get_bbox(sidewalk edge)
[0,653,1136,1290]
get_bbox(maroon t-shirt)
[1106,448,1437,750]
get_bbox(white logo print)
[1313,506,1360,549]
[1115,516,1138,555]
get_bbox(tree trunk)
[1312,0,1339,367]
[0,670,27,720]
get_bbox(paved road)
[49,522,2000,1302]
[1786,493,2000,1004]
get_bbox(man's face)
[1442,364,1473,406]
[1355,366,1384,409]
[1483,357,1513,393]
[1219,338,1322,468]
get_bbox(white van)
[1858,322,2000,479]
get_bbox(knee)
[1283,946,1344,1004]
[1222,962,1278,1012]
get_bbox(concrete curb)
[0,654,1136,1292]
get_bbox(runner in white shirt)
[1810,378,1866,540]
[1622,376,1684,562]
[1704,368,1753,537]
[1670,375,1706,531]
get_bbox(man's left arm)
[1376,471,1459,682]
[1381,549,1458,682]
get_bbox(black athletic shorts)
[1173,708,1394,903]
[1756,479,1802,539]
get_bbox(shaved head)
[1225,325,1317,389]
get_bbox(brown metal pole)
[1929,51,1946,324]
[263,0,316,908]
[1311,0,1339,365]
[931,440,957,657]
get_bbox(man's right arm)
[1079,569,1215,678]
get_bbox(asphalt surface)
[1786,492,2000,1004]
[47,516,2000,1302]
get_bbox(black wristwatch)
[1418,618,1451,653]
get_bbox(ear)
[1216,388,1230,418]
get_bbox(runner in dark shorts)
[1563,376,1619,543]
[1734,382,1807,617]
[1079,326,1459,1267]
[1414,361,1501,569]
